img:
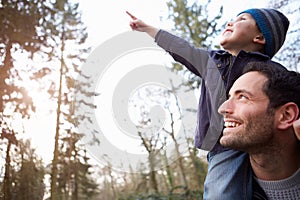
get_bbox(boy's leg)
[203,149,252,200]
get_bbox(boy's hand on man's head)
[293,118,300,140]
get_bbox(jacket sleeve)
[155,29,210,78]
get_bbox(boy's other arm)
[127,11,159,38]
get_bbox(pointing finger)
[126,11,137,20]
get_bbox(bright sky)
[27,0,267,166]
[80,0,267,48]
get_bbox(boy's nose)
[226,21,233,27]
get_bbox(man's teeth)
[224,121,240,127]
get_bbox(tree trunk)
[149,152,159,193]
[3,140,12,200]
[50,28,66,200]
[169,113,188,190]
[138,131,159,194]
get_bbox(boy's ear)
[276,103,299,130]
[253,35,266,45]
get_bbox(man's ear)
[253,35,266,45]
[276,103,299,130]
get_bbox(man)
[218,61,300,199]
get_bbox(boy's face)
[220,13,263,55]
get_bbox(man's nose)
[218,99,233,115]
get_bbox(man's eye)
[239,94,248,100]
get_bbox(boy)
[128,8,289,199]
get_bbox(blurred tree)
[0,0,54,114]
[56,132,98,199]
[0,0,97,199]
[46,0,98,199]
[0,1,54,199]
[166,0,223,89]
[10,139,45,200]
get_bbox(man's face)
[218,71,275,153]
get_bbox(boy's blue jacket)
[155,29,277,152]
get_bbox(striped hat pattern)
[239,8,289,58]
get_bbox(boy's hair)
[239,8,289,58]
[244,62,300,117]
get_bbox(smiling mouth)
[224,121,241,128]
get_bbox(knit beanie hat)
[239,8,289,58]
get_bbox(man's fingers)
[126,11,137,20]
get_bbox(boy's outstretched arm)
[293,118,300,140]
[126,11,159,39]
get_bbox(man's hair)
[243,62,300,116]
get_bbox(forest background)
[0,0,299,199]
